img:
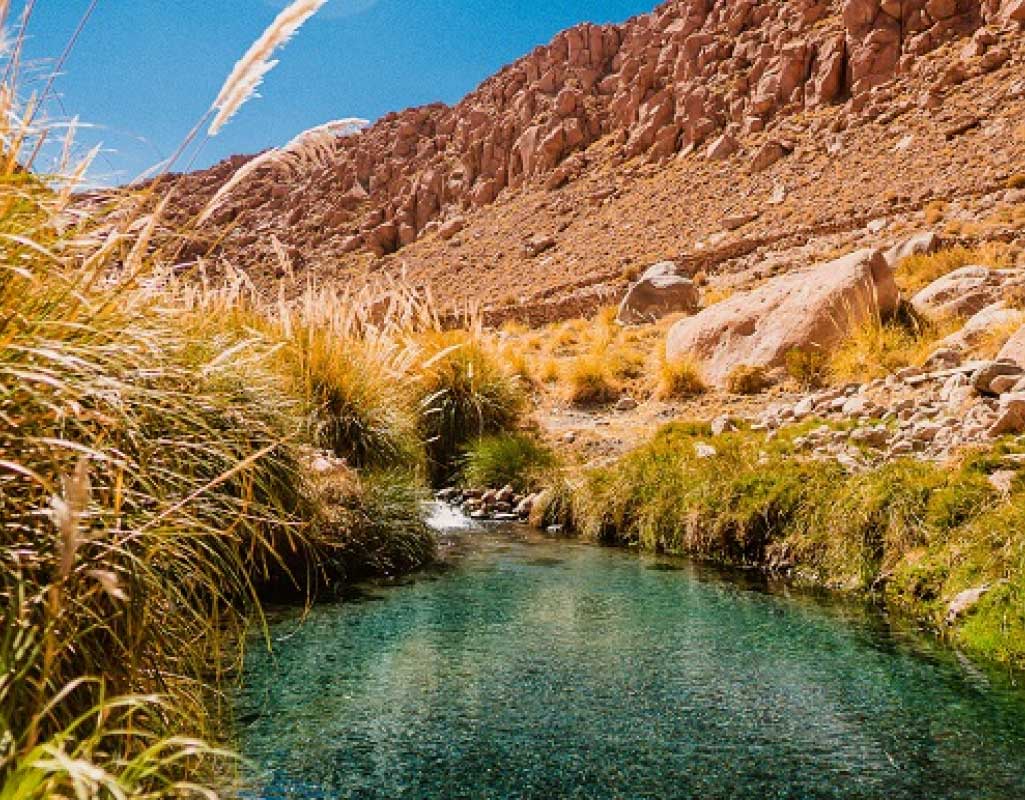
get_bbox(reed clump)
[413,329,526,485]
[0,2,497,791]
[461,432,556,492]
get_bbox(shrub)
[537,356,560,383]
[829,304,947,383]
[656,354,708,399]
[725,364,772,395]
[784,347,830,389]
[1007,173,1025,190]
[563,353,620,406]
[415,331,525,484]
[924,199,947,225]
[287,326,420,469]
[462,433,557,492]
[528,473,578,532]
[309,469,434,584]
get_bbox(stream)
[235,506,1025,799]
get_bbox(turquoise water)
[237,522,1025,799]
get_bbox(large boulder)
[665,249,898,387]
[617,261,700,325]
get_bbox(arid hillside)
[159,0,1025,321]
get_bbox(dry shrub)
[702,285,736,307]
[563,353,620,406]
[897,244,1013,293]
[1004,284,1025,311]
[538,357,560,383]
[924,200,948,225]
[785,347,830,390]
[829,305,947,382]
[656,354,708,400]
[1007,173,1025,190]
[726,364,773,395]
[974,318,1025,360]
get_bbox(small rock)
[694,443,718,459]
[923,348,962,371]
[841,396,871,417]
[615,395,639,412]
[946,585,991,625]
[723,212,759,231]
[523,234,556,258]
[988,470,1017,497]
[988,393,1025,436]
[912,422,942,442]
[793,396,816,418]
[711,415,739,436]
[990,375,1021,395]
[973,361,1025,396]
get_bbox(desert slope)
[161,0,1025,321]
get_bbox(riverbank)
[0,184,522,794]
[512,419,1025,670]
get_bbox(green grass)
[415,331,526,486]
[461,433,556,492]
[558,422,1025,667]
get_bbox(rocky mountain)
[163,0,1025,321]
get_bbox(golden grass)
[924,199,948,225]
[897,243,1015,294]
[828,308,958,383]
[974,317,1025,360]
[563,353,621,406]
[725,364,773,395]
[702,284,735,307]
[655,354,707,400]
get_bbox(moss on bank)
[552,421,1025,668]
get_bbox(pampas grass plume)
[209,0,327,136]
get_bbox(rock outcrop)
[665,248,898,386]
[160,0,1025,284]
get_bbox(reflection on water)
[237,521,1025,800]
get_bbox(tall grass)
[461,433,556,492]
[0,4,481,794]
[414,329,525,485]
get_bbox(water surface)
[237,520,1025,799]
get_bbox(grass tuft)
[461,433,556,492]
[563,353,621,406]
[725,364,773,395]
[415,330,525,485]
[655,354,707,400]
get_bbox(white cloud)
[264,0,382,19]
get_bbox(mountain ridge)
[159,0,1025,321]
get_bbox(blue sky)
[24,1,655,184]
